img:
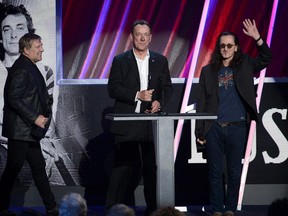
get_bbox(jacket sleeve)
[250,40,272,72]
[107,56,139,105]
[195,67,207,139]
[5,69,38,124]
[159,57,173,107]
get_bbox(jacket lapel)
[127,50,140,83]
[211,69,219,96]
[149,51,156,78]
[23,56,48,110]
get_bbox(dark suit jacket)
[195,41,272,139]
[108,49,173,135]
[2,54,50,141]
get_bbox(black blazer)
[2,54,50,141]
[195,41,272,139]
[108,50,173,135]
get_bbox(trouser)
[206,121,247,213]
[0,139,56,211]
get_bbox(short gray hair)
[107,204,135,216]
[19,33,41,53]
[59,193,87,216]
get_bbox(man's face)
[131,24,151,52]
[220,35,238,61]
[24,39,44,63]
[1,14,29,56]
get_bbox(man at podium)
[105,19,173,216]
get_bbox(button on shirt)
[134,49,150,113]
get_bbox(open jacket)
[195,41,272,139]
[2,54,50,142]
[108,49,173,135]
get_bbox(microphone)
[145,73,152,112]
[158,76,167,115]
[148,73,152,89]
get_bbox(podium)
[106,113,217,208]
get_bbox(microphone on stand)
[158,76,167,115]
[148,73,152,89]
[146,73,152,113]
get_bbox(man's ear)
[23,47,29,55]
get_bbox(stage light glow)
[79,0,112,79]
[173,0,211,161]
[237,0,279,210]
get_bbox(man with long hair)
[195,19,272,216]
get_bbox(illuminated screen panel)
[58,0,288,84]
[59,0,205,84]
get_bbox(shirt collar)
[133,48,150,60]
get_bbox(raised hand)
[242,19,260,40]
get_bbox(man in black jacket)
[0,33,58,216]
[106,20,173,216]
[195,19,272,216]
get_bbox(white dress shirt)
[133,49,150,113]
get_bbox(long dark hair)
[210,31,243,72]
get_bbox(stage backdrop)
[0,0,287,207]
[61,0,288,81]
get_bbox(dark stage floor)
[5,205,269,216]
